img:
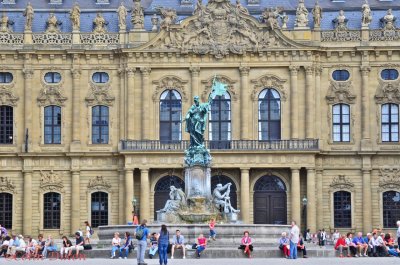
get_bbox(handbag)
[83,244,92,250]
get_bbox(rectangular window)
[92,106,109,144]
[44,106,61,144]
[382,104,399,142]
[43,192,61,229]
[332,104,350,142]
[0,106,13,144]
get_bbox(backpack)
[89,227,94,235]
[135,226,145,240]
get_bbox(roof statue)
[157,7,177,32]
[45,13,61,34]
[235,0,249,16]
[23,2,34,31]
[312,0,322,29]
[380,9,396,30]
[281,12,288,29]
[70,3,81,31]
[93,12,107,34]
[333,10,348,31]
[117,2,128,31]
[0,13,12,33]
[295,0,308,28]
[131,0,144,30]
[261,7,283,30]
[361,0,372,28]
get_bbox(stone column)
[289,66,299,139]
[23,170,32,235]
[126,68,136,139]
[305,66,315,139]
[23,68,34,151]
[118,170,125,224]
[362,169,372,233]
[125,169,134,223]
[239,66,250,140]
[140,68,151,140]
[291,168,301,227]
[140,168,150,221]
[189,67,200,99]
[306,168,316,232]
[71,68,81,147]
[240,168,250,224]
[315,66,322,141]
[71,171,80,234]
[360,66,371,140]
[316,169,323,230]
[118,68,126,140]
[134,71,142,140]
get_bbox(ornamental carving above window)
[39,170,64,192]
[375,79,400,104]
[326,81,356,104]
[379,168,400,190]
[330,175,355,191]
[87,176,112,192]
[0,176,16,193]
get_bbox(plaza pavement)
[3,258,400,265]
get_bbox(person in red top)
[209,218,216,241]
[195,233,207,259]
[384,233,395,249]
[239,231,253,258]
[335,234,349,257]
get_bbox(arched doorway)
[154,175,185,219]
[211,175,237,210]
[253,175,287,224]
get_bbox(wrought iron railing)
[120,139,319,151]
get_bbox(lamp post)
[302,196,308,232]
[131,198,138,225]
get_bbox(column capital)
[124,168,134,173]
[71,68,81,79]
[189,66,200,76]
[291,168,300,172]
[239,66,250,76]
[240,168,250,173]
[315,65,323,76]
[22,68,34,79]
[360,66,371,76]
[140,67,151,76]
[304,65,314,75]
[140,168,149,173]
[125,67,136,77]
[289,65,300,76]
[307,168,316,173]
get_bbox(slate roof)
[0,0,398,32]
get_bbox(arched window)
[383,191,400,228]
[43,192,61,229]
[382,104,399,142]
[211,175,237,209]
[258,89,281,141]
[381,69,399,81]
[333,191,351,228]
[209,92,231,149]
[92,105,109,144]
[0,106,13,144]
[332,104,350,142]
[44,105,61,144]
[160,90,182,142]
[44,72,61,84]
[92,72,109,83]
[332,70,350,81]
[0,193,12,229]
[91,192,108,228]
[154,175,185,218]
[0,72,13,83]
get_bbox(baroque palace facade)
[1,0,400,237]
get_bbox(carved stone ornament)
[0,176,16,193]
[40,170,64,192]
[0,83,19,106]
[87,176,112,192]
[375,79,400,104]
[379,168,400,190]
[142,0,298,59]
[251,75,287,101]
[201,76,238,101]
[330,175,355,191]
[326,81,356,104]
[85,82,115,106]
[152,76,188,102]
[37,79,67,107]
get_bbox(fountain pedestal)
[184,165,212,200]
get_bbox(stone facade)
[0,0,400,237]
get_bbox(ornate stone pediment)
[0,176,16,193]
[379,168,400,190]
[40,170,64,192]
[152,76,188,102]
[201,76,237,101]
[375,79,400,104]
[251,74,287,101]
[87,176,112,192]
[85,82,115,106]
[0,85,19,106]
[330,175,355,191]
[37,86,67,106]
[326,81,356,104]
[140,0,301,59]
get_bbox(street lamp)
[131,197,137,213]
[302,196,308,206]
[302,196,308,232]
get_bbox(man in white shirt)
[289,220,300,259]
[371,233,386,257]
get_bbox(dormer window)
[96,0,110,4]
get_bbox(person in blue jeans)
[135,219,149,265]
[158,225,169,265]
[119,232,132,259]
[289,221,300,259]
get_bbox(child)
[148,232,158,259]
[209,218,216,241]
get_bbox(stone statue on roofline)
[93,12,107,34]
[361,0,372,28]
[261,7,283,30]
[45,13,61,34]
[23,2,34,31]
[157,7,177,32]
[295,0,309,28]
[0,13,13,33]
[281,12,288,29]
[333,10,348,31]
[235,0,249,15]
[380,9,396,30]
[70,2,81,31]
[312,0,322,28]
[131,0,144,30]
[117,2,128,31]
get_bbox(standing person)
[84,221,92,244]
[279,232,290,258]
[135,219,149,265]
[60,236,72,259]
[158,224,169,265]
[289,221,300,259]
[397,220,400,248]
[239,231,253,258]
[171,230,186,259]
[195,233,207,259]
[110,232,121,259]
[209,218,216,241]
[304,229,311,243]
[119,232,132,259]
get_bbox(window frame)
[332,104,351,142]
[333,190,352,228]
[159,89,182,142]
[382,190,400,228]
[44,105,62,144]
[43,192,61,229]
[91,191,109,228]
[381,103,399,142]
[0,106,13,144]
[332,70,350,82]
[92,72,110,84]
[44,72,62,84]
[0,72,13,83]
[0,193,13,229]
[92,105,109,144]
[381,69,399,81]
[209,92,231,142]
[258,88,281,141]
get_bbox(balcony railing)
[120,139,319,151]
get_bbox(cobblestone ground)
[3,257,400,264]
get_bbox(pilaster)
[125,169,134,223]
[239,66,250,140]
[291,168,301,227]
[126,68,136,139]
[140,68,151,140]
[71,67,82,151]
[240,168,250,224]
[23,170,32,235]
[289,66,299,139]
[23,67,34,152]
[306,168,316,232]
[360,66,372,150]
[305,66,315,139]
[71,170,80,234]
[140,168,150,221]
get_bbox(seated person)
[297,235,308,258]
[238,231,253,258]
[195,233,207,259]
[171,230,185,259]
[119,232,132,259]
[68,232,84,258]
[0,236,10,257]
[148,232,158,259]
[388,246,400,257]
[335,234,348,257]
[42,235,57,259]
[110,232,121,259]
[279,232,290,258]
[384,233,395,249]
[15,235,26,255]
[6,234,20,257]
[34,234,45,258]
[26,236,38,257]
[365,233,373,256]
[345,233,357,257]
[0,225,8,240]
[352,232,368,257]
[370,232,386,257]
[60,236,72,259]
